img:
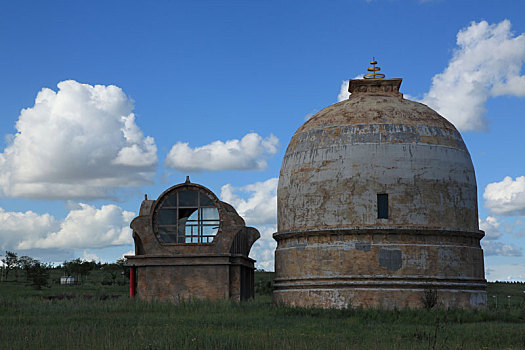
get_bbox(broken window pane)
[155,189,220,244]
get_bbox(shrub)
[421,288,438,310]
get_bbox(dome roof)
[277,78,480,234]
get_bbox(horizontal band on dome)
[274,275,486,283]
[273,279,488,291]
[273,226,485,240]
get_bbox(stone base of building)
[273,283,487,309]
[273,228,488,309]
[126,254,255,303]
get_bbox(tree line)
[1,251,129,289]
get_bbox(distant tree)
[79,260,96,282]
[61,260,73,276]
[18,256,38,281]
[116,258,130,280]
[4,251,18,281]
[62,258,96,283]
[27,261,49,290]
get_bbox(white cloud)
[220,178,278,271]
[337,80,350,102]
[482,240,522,257]
[81,250,100,262]
[0,80,157,200]
[514,219,525,237]
[420,20,525,131]
[337,75,364,102]
[0,204,134,251]
[483,176,525,216]
[485,263,525,282]
[121,250,134,259]
[0,208,59,251]
[250,225,277,271]
[165,133,278,172]
[220,178,277,226]
[479,216,503,240]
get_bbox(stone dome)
[273,78,486,309]
[278,78,479,233]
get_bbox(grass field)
[0,270,524,350]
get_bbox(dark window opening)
[377,193,388,219]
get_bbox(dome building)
[126,177,260,302]
[273,61,487,309]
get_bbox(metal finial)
[364,57,385,79]
[185,176,190,184]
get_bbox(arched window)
[153,189,220,244]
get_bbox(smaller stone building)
[125,177,260,302]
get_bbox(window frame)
[377,193,388,219]
[153,187,221,245]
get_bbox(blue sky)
[0,0,524,281]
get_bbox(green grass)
[0,273,524,350]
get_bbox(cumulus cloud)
[0,208,59,251]
[0,80,157,200]
[337,75,364,102]
[250,225,277,271]
[0,204,134,251]
[220,178,278,270]
[121,250,134,259]
[220,178,277,226]
[337,80,350,102]
[482,240,522,257]
[81,250,100,262]
[421,20,525,131]
[165,133,278,172]
[483,176,525,216]
[479,216,503,240]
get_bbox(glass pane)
[163,193,178,207]
[202,225,218,236]
[157,209,177,225]
[199,193,215,207]
[185,225,196,236]
[200,207,219,221]
[156,189,220,244]
[179,190,198,206]
[188,210,199,222]
[158,226,178,243]
[177,223,186,241]
[179,208,197,221]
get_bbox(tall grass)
[0,278,524,350]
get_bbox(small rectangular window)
[377,193,388,219]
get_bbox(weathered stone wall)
[126,181,259,303]
[137,264,230,302]
[273,230,486,308]
[273,78,487,309]
[278,95,478,232]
